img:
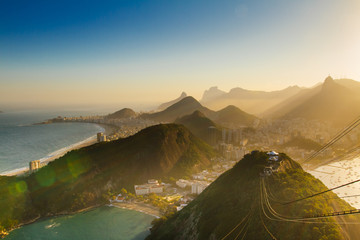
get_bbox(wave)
[0,124,105,176]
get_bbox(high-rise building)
[208,126,217,146]
[29,160,41,172]
[222,128,227,143]
[97,132,104,142]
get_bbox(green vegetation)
[214,105,257,126]
[106,108,136,119]
[147,151,358,240]
[283,136,322,150]
[0,124,217,235]
[175,110,221,145]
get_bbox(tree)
[121,188,128,195]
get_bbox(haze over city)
[1,0,360,109]
[2,1,360,240]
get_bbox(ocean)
[1,110,154,239]
[309,157,360,209]
[0,110,104,174]
[5,206,154,240]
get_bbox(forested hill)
[147,151,360,240]
[0,124,217,234]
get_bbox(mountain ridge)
[0,124,217,233]
[200,85,302,115]
[157,92,188,111]
[266,77,360,125]
[147,151,359,240]
[106,108,136,119]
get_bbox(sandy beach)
[0,123,115,177]
[111,202,160,218]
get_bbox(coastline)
[111,202,160,218]
[0,122,111,177]
[3,204,103,238]
[309,157,360,209]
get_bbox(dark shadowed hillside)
[147,151,359,240]
[106,108,136,119]
[0,124,217,233]
[157,92,188,111]
[141,97,215,122]
[175,111,221,145]
[213,105,258,127]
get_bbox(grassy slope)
[175,110,221,145]
[0,124,217,232]
[147,151,358,240]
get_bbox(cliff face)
[147,151,358,240]
[0,124,217,233]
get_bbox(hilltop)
[265,77,360,126]
[157,92,188,111]
[0,124,217,233]
[201,86,302,115]
[175,111,221,145]
[106,108,136,119]
[141,97,215,122]
[142,96,257,128]
[213,105,258,127]
[147,151,359,240]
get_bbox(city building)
[176,179,189,188]
[191,182,209,195]
[134,179,164,195]
[208,126,218,146]
[29,160,41,172]
[97,132,107,142]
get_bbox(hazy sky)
[1,0,360,109]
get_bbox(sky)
[1,0,360,110]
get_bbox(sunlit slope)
[201,86,302,115]
[264,77,360,126]
[0,124,217,233]
[147,151,359,240]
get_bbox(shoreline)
[308,157,360,209]
[0,122,110,177]
[111,202,160,218]
[3,203,156,238]
[3,204,102,238]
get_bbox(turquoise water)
[0,111,103,174]
[5,206,154,240]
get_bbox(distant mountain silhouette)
[175,110,221,144]
[213,105,258,127]
[106,108,136,119]
[141,96,215,122]
[335,78,360,94]
[201,86,226,102]
[265,77,360,126]
[200,86,302,115]
[157,92,188,111]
